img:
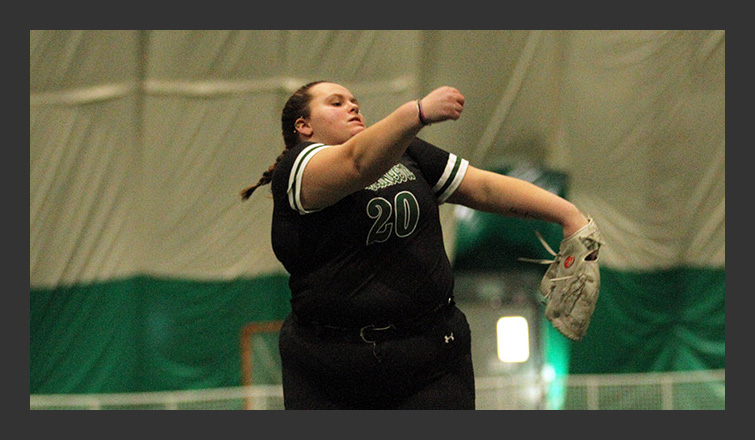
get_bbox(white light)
[496,316,529,363]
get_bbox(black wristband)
[417,99,430,125]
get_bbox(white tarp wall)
[30,30,724,393]
[31,30,724,286]
[31,30,425,285]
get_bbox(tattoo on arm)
[508,206,538,220]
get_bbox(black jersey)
[271,137,469,328]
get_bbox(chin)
[352,126,366,136]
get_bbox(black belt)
[295,296,455,344]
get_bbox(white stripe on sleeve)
[287,143,328,214]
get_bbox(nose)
[348,102,359,113]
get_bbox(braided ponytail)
[240,80,326,201]
[239,149,288,200]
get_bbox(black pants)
[278,305,475,410]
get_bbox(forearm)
[345,86,463,185]
[345,101,423,184]
[452,167,587,237]
[299,86,464,210]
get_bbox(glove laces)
[518,230,560,266]
[518,230,602,300]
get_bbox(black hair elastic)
[416,99,430,125]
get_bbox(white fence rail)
[31,369,724,410]
[475,369,725,410]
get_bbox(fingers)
[444,88,464,121]
[422,86,465,123]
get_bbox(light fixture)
[496,316,530,363]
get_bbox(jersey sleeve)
[406,137,469,204]
[277,142,330,215]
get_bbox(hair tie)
[417,99,430,126]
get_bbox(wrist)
[416,99,430,125]
[562,211,589,239]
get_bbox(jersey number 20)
[366,191,420,245]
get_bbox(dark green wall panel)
[31,274,291,394]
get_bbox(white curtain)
[30,30,725,288]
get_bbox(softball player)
[241,81,587,409]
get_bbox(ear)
[295,117,313,137]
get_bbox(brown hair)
[240,80,327,201]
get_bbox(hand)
[419,87,465,124]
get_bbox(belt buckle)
[359,324,394,343]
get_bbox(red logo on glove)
[564,255,575,269]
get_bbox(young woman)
[241,81,587,409]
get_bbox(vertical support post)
[240,320,283,410]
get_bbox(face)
[297,82,365,145]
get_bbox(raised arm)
[447,165,588,238]
[299,86,465,211]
